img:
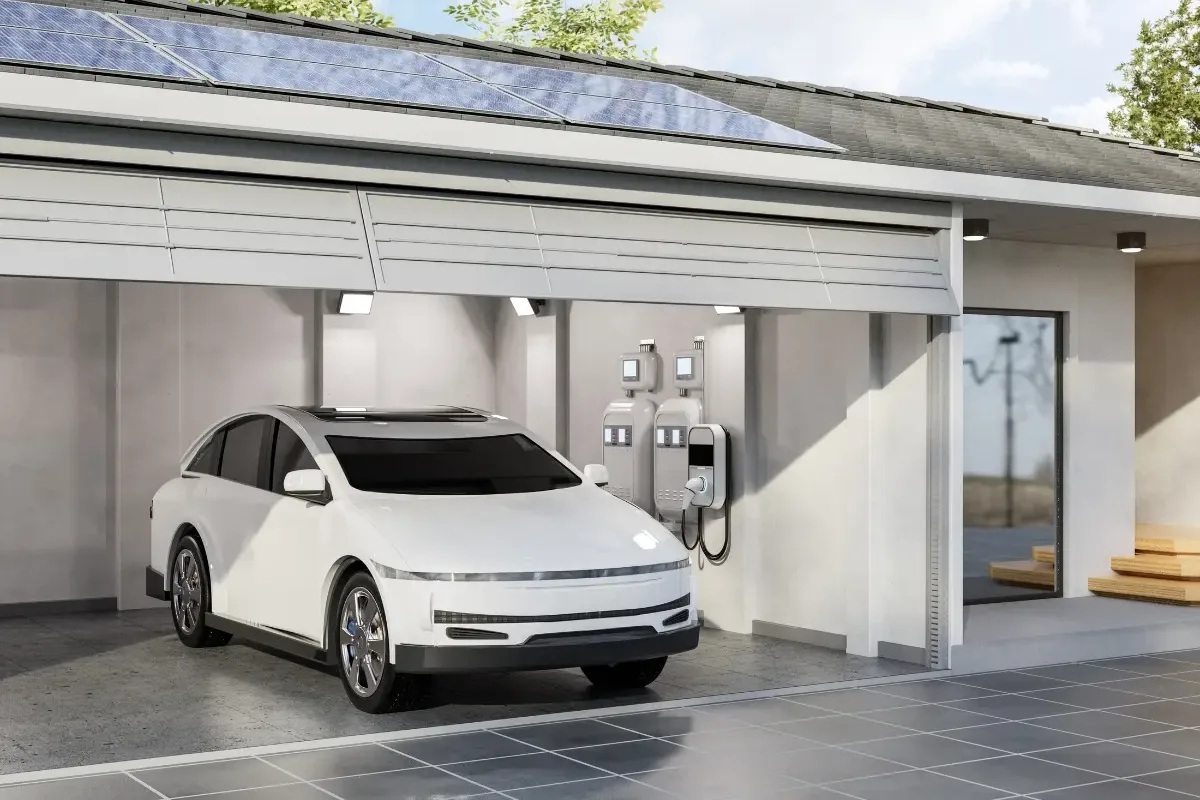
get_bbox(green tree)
[196,0,393,27]
[1108,0,1200,151]
[446,0,662,60]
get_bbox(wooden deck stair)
[988,545,1056,589]
[1088,524,1200,606]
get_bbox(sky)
[376,0,1177,133]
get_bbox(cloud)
[961,59,1050,85]
[1049,94,1120,131]
[642,0,1030,94]
[1056,0,1102,44]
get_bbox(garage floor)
[0,610,925,775]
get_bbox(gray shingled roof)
[10,0,1200,197]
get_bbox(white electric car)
[146,406,698,713]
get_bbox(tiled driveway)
[4,649,1200,799]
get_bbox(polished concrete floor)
[4,650,1200,799]
[0,609,924,774]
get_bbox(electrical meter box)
[672,350,705,392]
[619,349,660,393]
[602,398,657,513]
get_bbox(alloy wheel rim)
[339,588,387,697]
[172,550,202,635]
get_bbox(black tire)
[582,656,668,690]
[170,535,232,648]
[333,572,428,714]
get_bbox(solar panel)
[0,0,133,40]
[509,87,843,150]
[0,25,198,78]
[169,47,558,119]
[432,53,738,112]
[120,15,461,79]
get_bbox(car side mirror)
[583,464,609,487]
[284,469,328,501]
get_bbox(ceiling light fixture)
[963,219,990,242]
[337,291,374,315]
[510,298,546,317]
[1117,231,1146,254]
[714,306,744,314]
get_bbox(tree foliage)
[445,0,663,60]
[196,0,393,28]
[1108,0,1200,151]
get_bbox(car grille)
[434,594,690,626]
[662,609,689,626]
[445,627,509,641]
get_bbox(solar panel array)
[0,0,844,151]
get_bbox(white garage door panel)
[364,188,954,312]
[379,260,552,297]
[0,162,376,288]
[0,239,171,281]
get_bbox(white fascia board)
[1,72,1199,220]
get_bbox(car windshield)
[325,433,582,495]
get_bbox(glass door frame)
[962,308,1065,606]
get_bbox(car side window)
[271,421,319,494]
[186,431,224,476]
[219,416,270,489]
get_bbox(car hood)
[352,484,687,574]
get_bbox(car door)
[204,414,275,624]
[249,419,331,643]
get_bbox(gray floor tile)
[1031,779,1194,799]
[868,680,1002,703]
[829,768,1012,799]
[665,724,819,755]
[1155,649,1200,665]
[631,763,803,798]
[1030,740,1198,778]
[933,754,1109,795]
[1088,657,1200,677]
[1124,728,1200,759]
[183,786,331,799]
[503,720,648,751]
[793,690,920,715]
[780,747,910,784]
[133,758,294,797]
[860,703,1001,733]
[1019,664,1145,685]
[774,715,910,745]
[700,697,837,725]
[602,708,746,738]
[945,694,1084,721]
[1028,710,1181,740]
[318,766,491,799]
[560,739,696,774]
[508,776,671,799]
[1095,676,1200,700]
[939,721,1097,753]
[1020,684,1157,710]
[947,672,1074,694]
[775,789,852,800]
[846,733,1008,769]
[264,744,418,780]
[447,752,606,791]
[386,732,538,765]
[1111,700,1200,727]
[1132,765,1200,796]
[0,774,159,800]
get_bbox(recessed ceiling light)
[963,219,990,242]
[509,297,546,317]
[1117,231,1146,254]
[714,306,743,314]
[337,291,374,315]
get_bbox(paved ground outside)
[0,609,923,773]
[3,649,1200,798]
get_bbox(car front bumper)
[393,621,700,674]
[146,566,169,601]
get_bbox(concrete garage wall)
[964,240,1135,597]
[0,278,112,606]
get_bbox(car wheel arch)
[168,523,209,573]
[322,556,369,649]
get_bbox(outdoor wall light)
[714,306,744,314]
[963,219,990,242]
[337,291,374,315]
[1117,231,1146,254]
[510,297,546,317]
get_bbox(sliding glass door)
[963,310,1063,605]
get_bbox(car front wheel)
[582,656,668,690]
[335,572,427,713]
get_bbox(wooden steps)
[1088,525,1200,605]
[1032,545,1056,565]
[989,559,1055,588]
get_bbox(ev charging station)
[601,340,660,514]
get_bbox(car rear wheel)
[170,536,231,648]
[582,656,668,690]
[335,572,427,713]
